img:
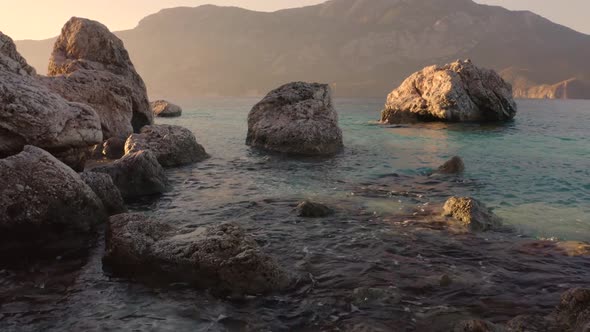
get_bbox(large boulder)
[0,146,106,258]
[151,100,182,117]
[80,172,127,215]
[125,124,209,167]
[381,60,517,124]
[442,197,502,231]
[104,214,291,294]
[90,150,168,199]
[0,32,102,169]
[42,17,153,140]
[246,82,343,156]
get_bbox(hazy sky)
[2,0,589,40]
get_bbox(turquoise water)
[158,98,590,241]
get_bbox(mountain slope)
[14,0,590,98]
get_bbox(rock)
[442,197,502,231]
[80,172,127,215]
[436,156,465,174]
[0,146,106,259]
[0,31,102,169]
[381,60,517,124]
[453,320,504,332]
[125,124,209,167]
[102,137,126,159]
[554,288,590,331]
[90,150,168,199]
[151,100,182,117]
[104,214,290,294]
[246,82,343,155]
[43,17,153,140]
[296,201,335,218]
[506,315,555,332]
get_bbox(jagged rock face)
[44,17,153,140]
[90,150,168,199]
[125,125,209,167]
[0,31,102,168]
[104,214,291,294]
[381,60,517,124]
[442,197,502,231]
[0,146,106,259]
[246,82,344,156]
[151,100,182,117]
[80,172,127,216]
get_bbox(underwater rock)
[125,124,209,167]
[296,201,335,218]
[102,137,126,159]
[436,156,465,174]
[246,81,343,155]
[151,100,182,117]
[104,214,291,294]
[452,320,504,332]
[80,172,127,215]
[381,60,517,124]
[90,150,168,199]
[442,197,502,231]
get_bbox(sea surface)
[2,98,589,331]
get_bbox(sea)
[2,98,589,331]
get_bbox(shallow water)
[1,98,589,331]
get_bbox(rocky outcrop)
[442,197,502,231]
[296,201,335,218]
[0,146,106,258]
[381,60,517,124]
[436,156,465,175]
[80,172,127,215]
[0,31,102,169]
[104,214,291,294]
[246,82,343,156]
[42,17,153,140]
[125,124,209,167]
[102,137,126,159]
[90,150,168,199]
[151,100,182,117]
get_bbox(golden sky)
[1,0,589,40]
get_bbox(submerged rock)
[102,137,126,159]
[452,320,504,332]
[381,60,517,124]
[43,17,153,140]
[151,100,182,117]
[296,201,335,218]
[90,150,168,199]
[436,156,465,174]
[125,124,209,167]
[0,146,106,259]
[80,172,127,215]
[0,31,102,168]
[104,214,291,294]
[442,197,502,231]
[246,82,343,156]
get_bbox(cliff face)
[14,0,590,99]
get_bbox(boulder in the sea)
[452,320,504,332]
[80,172,127,215]
[125,124,209,167]
[102,137,126,159]
[246,82,343,155]
[90,150,168,199]
[104,214,291,294]
[43,17,153,140]
[0,31,102,169]
[381,60,517,124]
[506,315,556,332]
[0,146,106,259]
[442,197,502,231]
[554,288,590,331]
[436,156,465,174]
[151,100,182,117]
[296,201,335,218]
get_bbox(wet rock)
[453,320,504,332]
[0,146,106,259]
[246,81,343,155]
[125,124,209,167]
[436,156,465,174]
[506,315,555,332]
[90,150,168,199]
[0,31,102,168]
[442,197,502,231]
[554,288,590,331]
[80,172,127,215]
[381,60,517,124]
[151,100,182,117]
[296,201,335,218]
[43,17,153,140]
[104,214,290,294]
[517,240,590,257]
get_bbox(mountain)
[14,0,590,99]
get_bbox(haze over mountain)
[14,0,590,99]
